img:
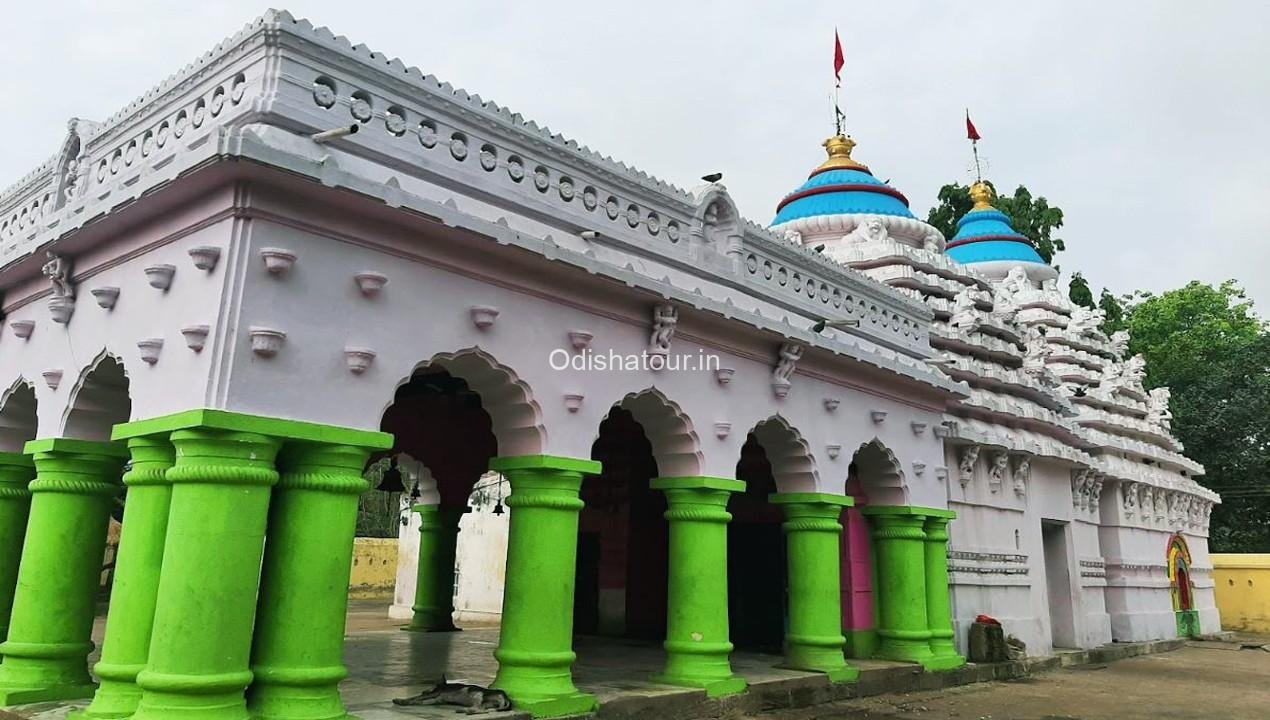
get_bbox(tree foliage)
[1068,272,1095,309]
[1123,281,1270,551]
[926,181,1066,263]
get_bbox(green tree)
[1068,272,1095,309]
[1099,289,1126,334]
[1123,281,1270,551]
[926,182,1066,263]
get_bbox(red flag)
[965,110,981,141]
[833,30,845,87]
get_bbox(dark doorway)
[728,434,787,653]
[575,407,668,641]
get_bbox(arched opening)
[727,417,814,653]
[842,440,906,657]
[574,407,667,641]
[63,354,131,441]
[379,364,501,630]
[0,381,38,452]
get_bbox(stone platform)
[11,604,1195,720]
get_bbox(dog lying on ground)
[393,675,513,715]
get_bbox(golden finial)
[813,135,870,174]
[969,181,996,211]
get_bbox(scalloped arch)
[385,347,545,457]
[748,415,818,493]
[596,387,703,477]
[850,438,907,506]
[61,350,132,442]
[0,377,38,452]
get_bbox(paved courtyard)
[6,604,1267,720]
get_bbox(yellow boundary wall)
[1212,554,1270,633]
[350,538,398,599]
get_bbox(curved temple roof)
[772,136,915,225]
[945,182,1046,266]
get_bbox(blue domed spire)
[771,136,915,226]
[945,182,1046,266]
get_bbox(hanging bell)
[492,502,505,516]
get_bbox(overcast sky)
[4,1,1268,312]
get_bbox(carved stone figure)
[1123,354,1147,389]
[1022,327,1052,376]
[773,342,803,384]
[843,215,888,245]
[1088,476,1104,512]
[1068,306,1105,336]
[649,304,677,355]
[1109,329,1131,357]
[1041,278,1058,292]
[783,228,803,246]
[922,233,942,254]
[1071,469,1089,509]
[1148,387,1173,428]
[950,287,979,333]
[958,445,980,488]
[988,451,1009,491]
[1002,265,1031,298]
[1121,480,1137,512]
[1011,455,1031,497]
[43,252,74,299]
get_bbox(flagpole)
[972,139,982,182]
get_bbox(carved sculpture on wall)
[1002,265,1032,298]
[950,287,979,333]
[1022,326,1052,376]
[1109,329,1131,357]
[772,341,803,384]
[1123,354,1147,390]
[1088,475,1104,513]
[958,445,980,488]
[649,303,677,356]
[1071,469,1089,510]
[843,215,889,245]
[1068,306,1106,336]
[922,232,942,254]
[1011,454,1031,497]
[988,450,1009,492]
[43,251,74,299]
[1121,480,1137,514]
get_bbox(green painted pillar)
[489,455,599,718]
[650,477,747,697]
[247,442,374,720]
[861,506,934,665]
[129,428,281,720]
[0,452,35,643]
[922,512,965,670]
[771,493,858,682]
[405,505,468,632]
[0,439,127,705]
[73,437,176,720]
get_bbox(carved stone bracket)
[957,445,980,488]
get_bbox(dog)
[393,675,513,715]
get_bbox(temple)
[0,10,1218,719]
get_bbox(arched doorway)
[1168,534,1199,637]
[380,365,499,632]
[846,440,908,660]
[575,406,667,641]
[729,432,785,652]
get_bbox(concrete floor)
[742,638,1270,720]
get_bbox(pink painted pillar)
[840,484,876,657]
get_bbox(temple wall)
[0,186,240,439]
[947,449,1114,654]
[217,183,949,498]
